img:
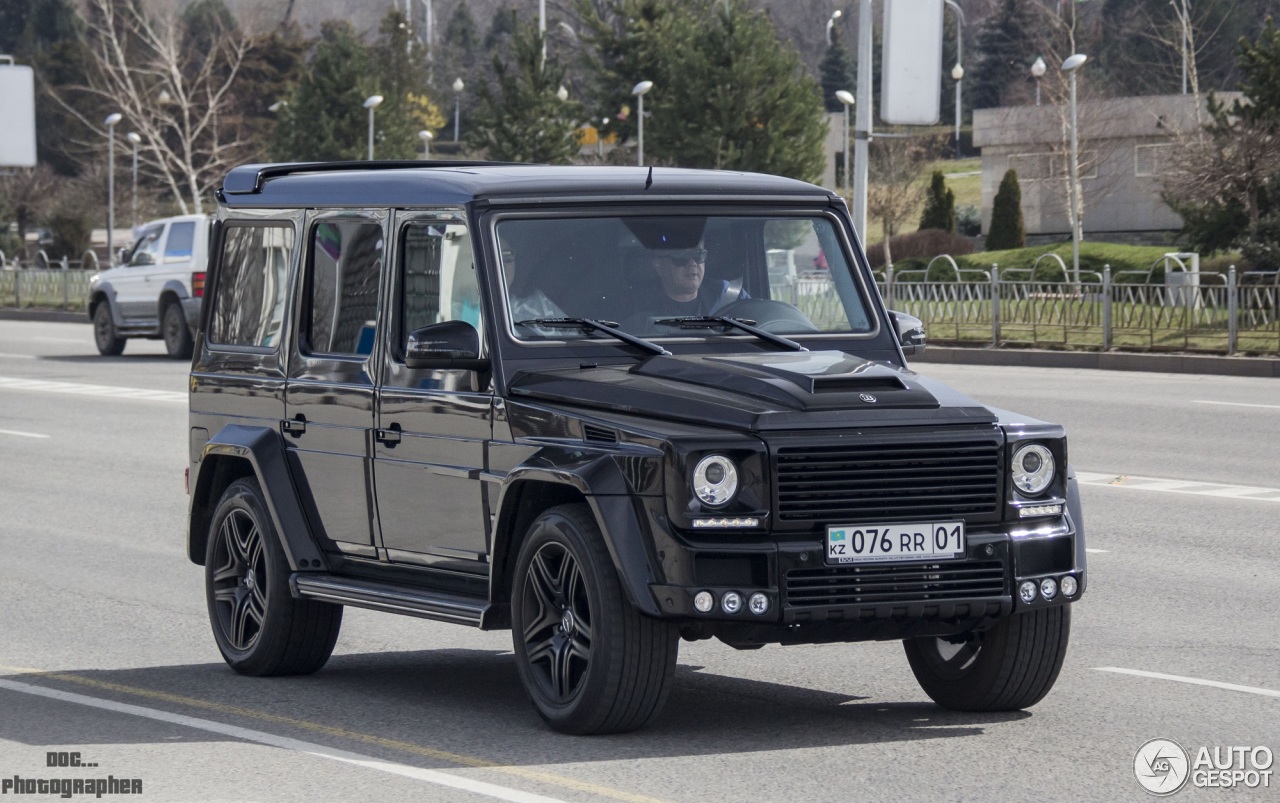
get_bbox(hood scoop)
[630,351,940,410]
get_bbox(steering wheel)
[711,298,821,334]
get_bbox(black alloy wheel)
[162,302,194,359]
[209,506,268,652]
[520,539,593,704]
[205,478,342,676]
[511,504,678,734]
[92,304,125,356]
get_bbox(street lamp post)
[126,132,141,229]
[944,0,965,160]
[598,117,608,158]
[363,95,383,160]
[835,90,854,192]
[825,9,842,47]
[950,64,964,158]
[632,80,653,167]
[418,129,433,159]
[1031,56,1046,106]
[452,77,464,142]
[104,113,122,267]
[1062,53,1088,288]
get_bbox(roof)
[218,162,835,209]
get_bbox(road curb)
[0,308,87,324]
[913,346,1280,378]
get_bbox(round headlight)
[1012,443,1055,496]
[693,455,739,507]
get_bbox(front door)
[113,222,166,323]
[283,212,387,557]
[373,214,493,574]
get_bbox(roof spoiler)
[221,160,522,195]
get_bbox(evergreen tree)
[986,169,1025,250]
[9,0,91,175]
[369,8,444,158]
[577,0,825,181]
[466,20,582,163]
[270,21,370,161]
[919,171,957,233]
[971,0,1046,110]
[819,38,854,113]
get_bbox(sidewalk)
[3,306,1277,377]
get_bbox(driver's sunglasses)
[664,248,708,264]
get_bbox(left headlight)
[1012,443,1055,496]
[693,454,739,507]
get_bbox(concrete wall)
[972,94,1239,237]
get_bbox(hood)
[508,351,997,431]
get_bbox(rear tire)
[511,504,678,734]
[92,304,126,356]
[205,478,342,676]
[162,302,194,359]
[903,606,1070,711]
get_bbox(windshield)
[495,214,872,342]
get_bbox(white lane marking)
[1096,667,1280,699]
[0,352,36,360]
[1085,548,1108,554]
[1076,472,1280,503]
[0,678,569,803]
[0,376,185,404]
[0,428,49,439]
[1192,400,1280,411]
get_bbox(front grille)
[774,432,1002,524]
[785,560,1006,607]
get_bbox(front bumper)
[647,517,1084,644]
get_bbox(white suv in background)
[88,214,212,358]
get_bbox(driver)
[645,244,746,317]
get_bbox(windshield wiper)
[652,316,808,352]
[515,317,671,356]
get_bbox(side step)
[291,573,491,628]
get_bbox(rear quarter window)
[208,223,294,349]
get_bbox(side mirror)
[405,320,489,371]
[889,310,926,355]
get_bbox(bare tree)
[52,0,252,215]
[865,135,931,269]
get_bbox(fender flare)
[188,424,327,573]
[87,283,122,327]
[157,280,190,316]
[1065,463,1087,594]
[490,450,664,618]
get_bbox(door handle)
[282,416,307,437]
[375,425,402,447]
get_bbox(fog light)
[1019,581,1038,604]
[1040,577,1058,600]
[1060,575,1078,597]
[721,591,743,614]
[693,591,714,613]
[748,593,769,615]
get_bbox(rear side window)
[208,224,294,349]
[304,219,383,356]
[164,221,196,263]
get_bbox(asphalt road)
[1,319,1277,802]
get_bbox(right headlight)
[692,454,739,507]
[1012,443,1055,496]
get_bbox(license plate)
[825,521,965,565]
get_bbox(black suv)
[188,161,1086,734]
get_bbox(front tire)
[903,606,1070,711]
[162,302,194,359]
[92,304,125,356]
[205,478,342,676]
[511,504,678,734]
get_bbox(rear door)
[373,213,493,574]
[282,211,387,557]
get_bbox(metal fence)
[0,269,96,311]
[871,263,1280,356]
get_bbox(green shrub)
[918,171,956,233]
[986,169,1025,251]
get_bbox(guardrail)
[0,269,95,311]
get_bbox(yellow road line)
[0,666,671,803]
